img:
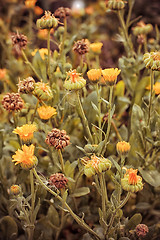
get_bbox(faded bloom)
[107,0,125,10]
[45,128,70,150]
[2,93,24,112]
[37,106,57,120]
[54,7,71,19]
[116,141,131,156]
[146,82,160,95]
[135,224,149,237]
[12,144,38,170]
[143,52,160,71]
[101,68,121,85]
[64,69,86,90]
[90,42,103,54]
[10,185,21,195]
[121,168,143,193]
[18,77,35,94]
[49,173,68,189]
[11,32,27,50]
[73,39,89,55]
[25,0,37,8]
[87,69,102,82]
[36,10,58,29]
[33,82,53,101]
[13,124,37,142]
[132,21,153,36]
[83,154,112,178]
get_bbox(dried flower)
[45,128,70,150]
[33,82,53,101]
[54,7,71,19]
[137,34,145,45]
[10,185,21,195]
[11,32,27,50]
[146,82,160,95]
[2,93,24,112]
[64,69,86,90]
[143,52,160,71]
[116,141,131,156]
[12,144,38,170]
[107,0,125,10]
[83,154,112,178]
[73,39,89,55]
[135,224,149,237]
[25,0,37,8]
[121,168,143,192]
[90,42,103,54]
[49,173,68,189]
[87,69,102,82]
[13,124,37,142]
[36,10,58,29]
[18,77,35,94]
[37,106,57,120]
[101,68,121,85]
[31,48,48,60]
[132,21,153,36]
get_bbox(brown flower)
[135,224,149,237]
[49,173,68,189]
[73,39,89,55]
[11,32,28,49]
[2,93,24,111]
[45,128,70,150]
[54,7,71,19]
[18,77,35,94]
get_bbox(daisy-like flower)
[12,144,38,170]
[10,185,21,195]
[116,141,131,156]
[90,42,103,54]
[143,52,160,71]
[13,124,37,142]
[121,168,143,193]
[37,106,57,120]
[33,82,53,101]
[31,48,48,60]
[146,82,160,95]
[87,69,102,82]
[101,68,121,85]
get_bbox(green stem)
[28,9,33,40]
[111,120,122,141]
[101,86,114,156]
[60,17,67,64]
[96,83,102,142]
[96,55,100,68]
[22,50,42,81]
[32,168,101,240]
[147,70,154,126]
[12,112,22,146]
[99,173,106,220]
[31,99,39,123]
[58,149,65,173]
[47,29,51,85]
[29,170,35,240]
[76,91,93,144]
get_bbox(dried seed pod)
[49,173,68,189]
[18,77,35,94]
[135,224,149,237]
[73,39,89,55]
[54,7,71,19]
[2,93,24,112]
[11,32,28,49]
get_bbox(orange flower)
[12,144,38,169]
[146,82,160,95]
[116,141,131,156]
[25,0,37,8]
[37,106,57,120]
[87,69,102,82]
[10,185,21,195]
[101,68,121,85]
[90,42,103,54]
[34,6,43,15]
[13,124,37,142]
[0,69,7,80]
[121,168,143,192]
[37,29,54,39]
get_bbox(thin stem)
[22,50,42,81]
[60,17,67,64]
[96,55,100,68]
[47,29,51,85]
[102,173,108,204]
[99,173,106,220]
[29,170,35,240]
[31,99,39,123]
[32,168,101,240]
[101,86,114,156]
[12,112,22,146]
[96,83,102,142]
[147,70,154,126]
[58,149,65,173]
[76,91,93,144]
[111,120,122,141]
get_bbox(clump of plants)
[0,0,160,239]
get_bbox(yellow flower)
[34,6,43,15]
[13,124,37,142]
[10,185,21,195]
[12,144,38,169]
[101,68,121,85]
[31,48,48,60]
[37,106,57,120]
[121,168,143,192]
[25,0,37,8]
[87,69,102,82]
[146,82,160,95]
[116,141,131,156]
[90,42,103,54]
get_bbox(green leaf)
[91,101,99,114]
[0,216,18,240]
[32,51,47,81]
[70,187,90,197]
[139,168,160,187]
[47,205,60,227]
[110,157,121,174]
[125,213,142,230]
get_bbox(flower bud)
[36,11,58,30]
[143,52,160,71]
[33,82,53,101]
[64,70,86,90]
[107,0,125,10]
[116,141,131,156]
[10,185,21,195]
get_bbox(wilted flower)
[135,224,149,237]
[33,82,53,101]
[37,106,57,120]
[121,168,143,192]
[45,128,70,150]
[2,93,24,112]
[116,141,131,156]
[87,69,102,82]
[54,7,71,19]
[36,10,58,29]
[143,52,160,71]
[10,185,21,195]
[73,39,89,55]
[12,144,38,170]
[18,77,35,94]
[64,69,86,90]
[49,173,68,189]
[11,32,27,50]
[13,124,37,142]
[102,68,121,85]
[90,42,103,54]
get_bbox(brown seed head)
[54,7,71,19]
[49,173,68,189]
[73,39,89,55]
[18,77,35,94]
[11,32,28,49]
[2,93,24,111]
[45,128,70,149]
[135,224,149,237]
[137,34,145,45]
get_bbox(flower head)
[0,69,7,81]
[121,168,143,192]
[37,106,57,120]
[11,32,27,50]
[33,82,53,101]
[49,173,68,189]
[12,144,38,169]
[34,6,43,15]
[135,224,149,238]
[64,69,86,90]
[73,39,89,55]
[25,0,37,8]
[87,69,102,82]
[2,93,24,112]
[10,185,21,195]
[107,0,125,10]
[143,52,160,71]
[36,11,58,29]
[90,42,103,54]
[132,21,153,36]
[13,124,37,142]
[116,141,131,156]
[18,77,35,94]
[54,7,71,19]
[101,68,121,85]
